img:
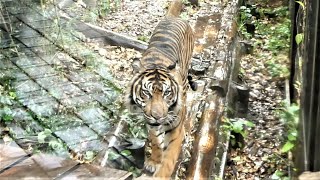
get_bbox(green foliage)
[267,22,290,51]
[120,149,131,156]
[258,6,289,18]
[222,118,255,147]
[107,149,121,161]
[295,1,305,10]
[97,0,121,18]
[37,129,52,143]
[277,103,299,153]
[239,4,291,79]
[271,170,289,180]
[239,5,291,53]
[137,35,149,42]
[84,151,96,161]
[8,91,16,100]
[106,148,142,177]
[266,56,290,78]
[121,110,147,139]
[0,106,14,122]
[239,6,254,39]
[37,129,66,152]
[295,33,304,45]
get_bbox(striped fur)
[127,0,194,178]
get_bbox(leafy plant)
[239,5,291,54]
[277,103,299,153]
[238,6,254,39]
[266,56,290,78]
[271,170,289,180]
[295,33,304,45]
[222,117,254,147]
[137,35,148,42]
[8,91,16,100]
[97,0,121,18]
[37,129,66,152]
[0,106,14,122]
[121,110,147,139]
[37,129,53,143]
[84,151,96,162]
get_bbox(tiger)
[127,0,194,178]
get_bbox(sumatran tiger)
[127,0,194,178]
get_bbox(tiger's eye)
[142,89,151,97]
[164,89,171,96]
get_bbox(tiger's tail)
[166,0,183,18]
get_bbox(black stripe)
[168,101,177,111]
[147,122,161,126]
[156,132,164,137]
[163,137,178,151]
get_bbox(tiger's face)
[129,69,180,125]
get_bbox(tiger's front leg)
[144,129,163,174]
[153,108,186,178]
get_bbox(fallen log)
[59,11,148,51]
[186,92,224,179]
[185,0,241,178]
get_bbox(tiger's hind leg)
[144,129,163,174]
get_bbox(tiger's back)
[127,0,194,178]
[140,3,194,90]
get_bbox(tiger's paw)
[144,159,161,174]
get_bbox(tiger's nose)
[151,109,164,120]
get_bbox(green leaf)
[295,33,304,45]
[8,92,17,99]
[84,151,95,161]
[231,121,244,133]
[281,141,295,153]
[232,156,241,161]
[271,170,284,179]
[295,1,305,10]
[288,133,297,141]
[37,129,52,143]
[120,150,132,156]
[244,120,255,127]
[49,140,63,150]
[3,114,13,122]
[107,150,120,161]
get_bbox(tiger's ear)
[131,57,141,73]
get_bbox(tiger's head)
[128,67,182,126]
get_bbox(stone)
[42,115,84,132]
[13,79,41,93]
[60,95,95,109]
[0,59,18,70]
[66,71,101,84]
[91,92,119,106]
[27,100,59,117]
[35,76,69,88]
[77,107,110,125]
[22,65,57,79]
[47,82,85,100]
[13,55,47,68]
[1,69,28,82]
[54,126,99,150]
[18,36,52,47]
